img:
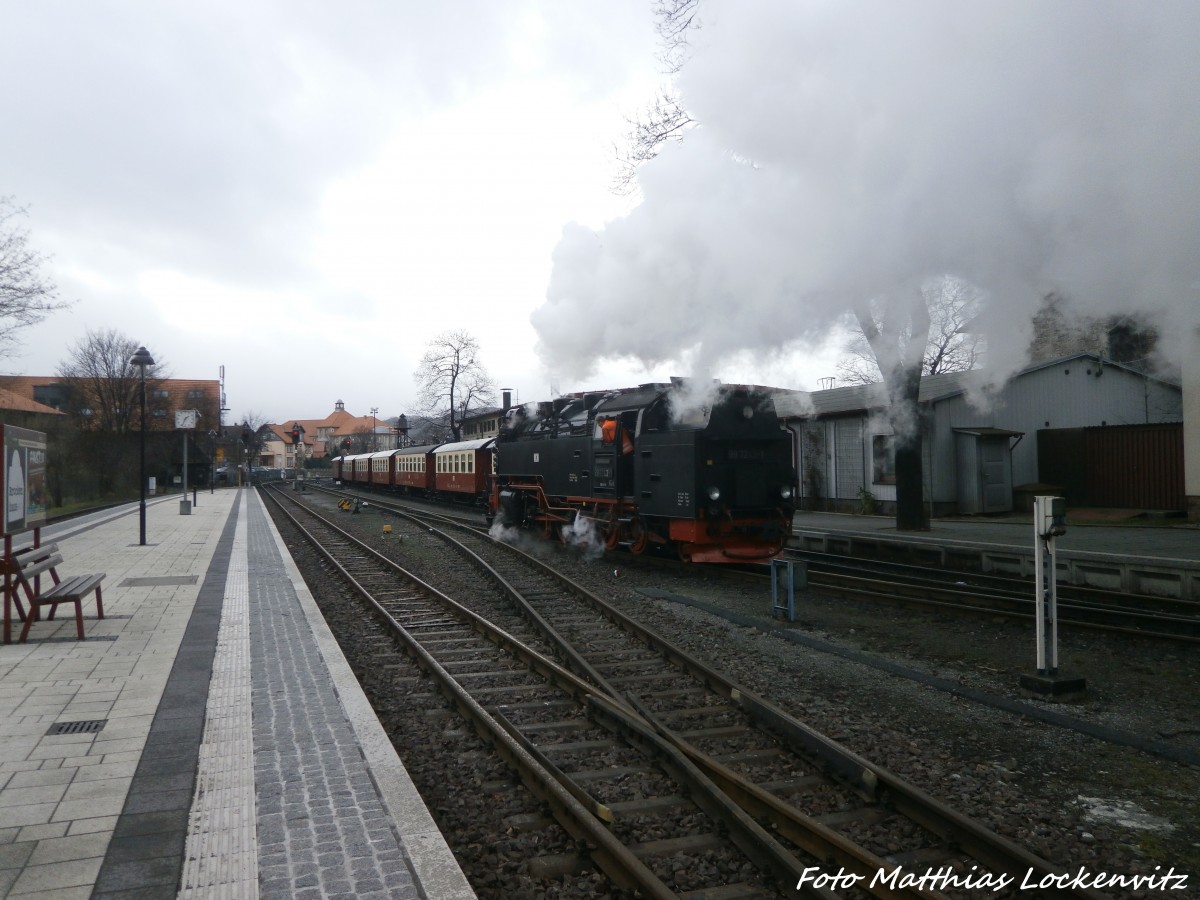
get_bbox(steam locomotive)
[490,380,796,562]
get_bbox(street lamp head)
[129,346,155,369]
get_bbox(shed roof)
[781,351,1179,420]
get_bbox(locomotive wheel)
[605,522,620,550]
[542,520,568,542]
[628,523,649,555]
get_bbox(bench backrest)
[5,543,64,591]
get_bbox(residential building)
[258,401,400,469]
[459,407,503,439]
[0,376,221,432]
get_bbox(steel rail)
[380,498,1111,900]
[272,487,937,898]
[796,563,1200,644]
[260,487,680,899]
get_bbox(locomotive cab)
[592,410,638,497]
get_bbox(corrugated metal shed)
[784,353,1183,514]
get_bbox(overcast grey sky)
[1,1,666,423]
[4,2,1197,426]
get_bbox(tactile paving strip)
[179,494,259,899]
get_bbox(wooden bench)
[4,543,105,643]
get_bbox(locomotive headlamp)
[707,486,721,501]
[741,405,754,420]
[780,486,793,500]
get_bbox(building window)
[872,434,896,484]
[152,389,170,400]
[186,389,204,399]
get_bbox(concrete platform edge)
[256,493,477,900]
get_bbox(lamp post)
[129,345,155,546]
[370,407,378,452]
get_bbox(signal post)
[1019,495,1086,697]
[291,423,306,491]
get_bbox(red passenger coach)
[333,453,366,484]
[432,438,494,501]
[392,443,439,494]
[367,450,396,488]
[350,454,371,485]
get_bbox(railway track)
[318,481,1200,643]
[774,549,1200,643]
[263,484,1110,899]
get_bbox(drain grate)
[47,719,107,736]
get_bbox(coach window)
[872,434,896,484]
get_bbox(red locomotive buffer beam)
[668,514,792,563]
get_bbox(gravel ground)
[580,550,1200,897]
[293,494,1200,897]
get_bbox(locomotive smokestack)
[502,388,513,413]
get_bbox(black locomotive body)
[490,381,796,562]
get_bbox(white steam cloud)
[533,0,1200,386]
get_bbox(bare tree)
[612,0,702,195]
[230,412,273,477]
[55,328,169,434]
[0,197,70,357]
[413,330,497,442]
[836,276,985,386]
[613,89,696,195]
[54,328,169,498]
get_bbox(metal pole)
[181,430,189,513]
[1045,537,1059,673]
[1033,512,1045,672]
[139,367,147,545]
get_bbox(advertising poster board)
[3,426,47,536]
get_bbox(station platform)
[0,488,475,900]
[790,510,1200,599]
